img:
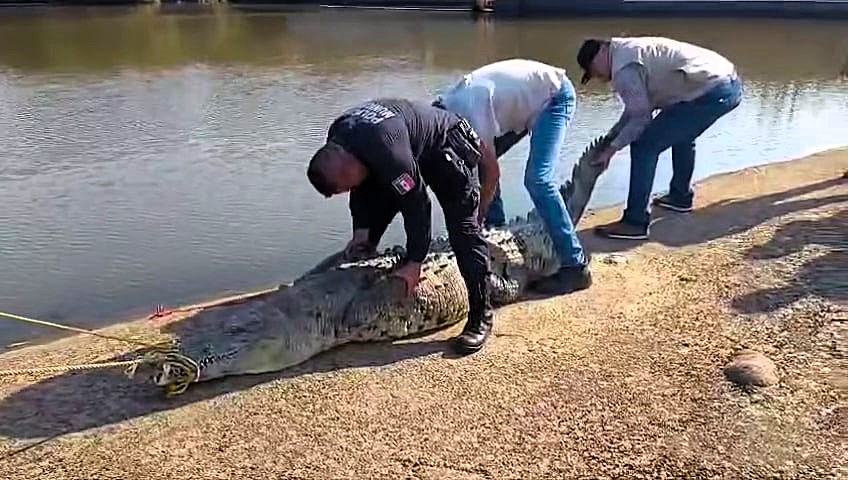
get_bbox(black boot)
[453,311,494,355]
[531,261,593,296]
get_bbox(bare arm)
[460,88,500,222]
[477,139,500,221]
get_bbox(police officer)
[306,98,494,354]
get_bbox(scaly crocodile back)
[562,132,615,226]
[135,132,617,395]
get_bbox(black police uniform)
[325,98,490,322]
[432,97,528,229]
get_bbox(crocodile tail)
[562,133,615,226]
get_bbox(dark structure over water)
[222,0,848,19]
[493,0,848,18]
[3,0,848,18]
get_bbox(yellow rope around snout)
[0,310,198,394]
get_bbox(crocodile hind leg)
[488,272,522,306]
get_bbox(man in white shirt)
[576,36,743,240]
[433,59,591,296]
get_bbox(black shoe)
[594,219,649,240]
[531,262,593,296]
[453,311,494,355]
[652,194,693,213]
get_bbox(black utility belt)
[444,119,482,169]
[454,118,481,147]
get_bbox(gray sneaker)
[652,194,693,213]
[594,219,649,240]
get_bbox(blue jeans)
[624,76,743,226]
[484,130,528,228]
[486,183,507,227]
[487,79,585,267]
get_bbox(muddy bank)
[0,148,846,478]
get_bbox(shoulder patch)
[391,173,416,195]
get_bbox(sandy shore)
[1,148,846,479]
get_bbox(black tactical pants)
[366,121,491,321]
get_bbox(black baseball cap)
[576,38,604,85]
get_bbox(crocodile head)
[130,332,318,396]
[128,261,383,396]
[121,307,268,394]
[126,347,202,396]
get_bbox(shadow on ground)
[731,206,847,314]
[579,177,848,254]
[0,336,460,441]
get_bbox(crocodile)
[127,132,616,396]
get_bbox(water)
[1,6,846,347]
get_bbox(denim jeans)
[623,76,743,226]
[483,130,528,228]
[487,78,585,267]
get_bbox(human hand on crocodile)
[476,207,488,227]
[593,147,617,169]
[344,228,376,260]
[391,261,422,296]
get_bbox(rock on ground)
[723,350,779,387]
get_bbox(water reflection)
[1,7,847,80]
[0,6,846,346]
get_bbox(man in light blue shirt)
[433,58,591,296]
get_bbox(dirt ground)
[0,149,846,479]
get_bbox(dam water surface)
[1,6,847,347]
